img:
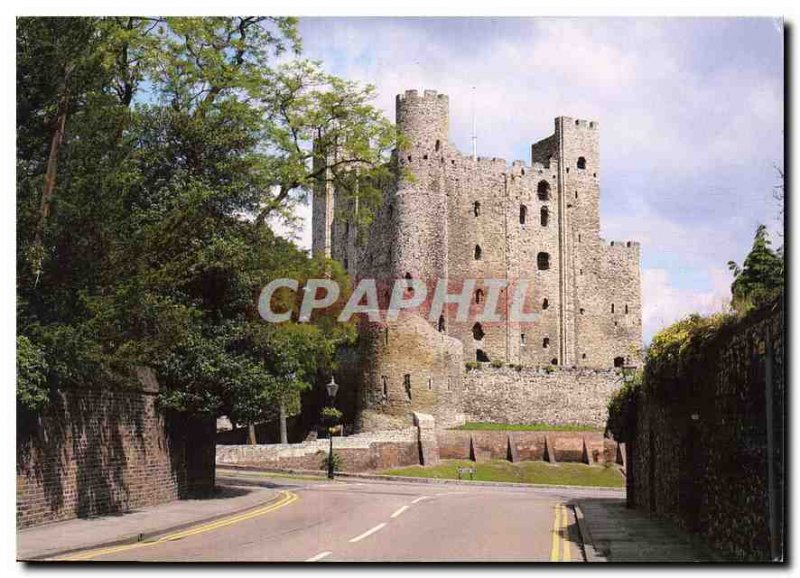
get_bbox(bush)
[17,336,50,412]
[606,373,642,443]
[465,361,480,370]
[490,359,504,368]
[320,406,343,428]
[320,450,342,473]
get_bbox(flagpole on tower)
[471,85,477,161]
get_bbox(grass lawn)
[452,421,601,432]
[382,459,625,488]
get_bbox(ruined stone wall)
[355,312,465,432]
[631,300,784,561]
[16,372,215,528]
[463,366,623,428]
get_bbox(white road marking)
[306,551,332,562]
[411,496,429,504]
[349,522,387,543]
[390,505,410,518]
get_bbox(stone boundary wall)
[631,300,784,561]
[217,424,624,472]
[463,367,623,428]
[437,429,620,464]
[17,372,215,529]
[216,428,421,472]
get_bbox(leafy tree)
[16,17,395,428]
[16,336,50,412]
[727,224,784,313]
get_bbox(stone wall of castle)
[313,89,642,431]
[315,89,642,371]
[354,312,465,432]
[462,366,623,428]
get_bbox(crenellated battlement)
[557,116,599,130]
[607,240,641,249]
[397,89,449,103]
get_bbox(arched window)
[472,322,485,341]
[540,206,549,227]
[577,156,587,170]
[382,376,388,398]
[403,374,412,400]
[542,337,550,349]
[625,304,629,314]
[537,180,550,201]
[474,288,484,304]
[474,245,482,260]
[438,315,446,333]
[435,139,441,152]
[473,201,481,217]
[614,356,625,368]
[520,333,526,345]
[542,298,549,310]
[537,252,550,270]
[611,303,615,314]
[519,205,527,224]
[428,377,433,390]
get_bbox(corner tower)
[389,91,451,291]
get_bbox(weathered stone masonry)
[313,89,642,430]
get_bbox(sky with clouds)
[282,17,784,343]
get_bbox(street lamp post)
[326,376,339,480]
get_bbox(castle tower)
[391,90,451,290]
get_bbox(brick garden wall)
[437,429,619,464]
[631,300,784,561]
[17,371,215,528]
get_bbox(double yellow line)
[57,490,299,562]
[550,503,572,562]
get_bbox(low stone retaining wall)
[217,423,623,472]
[216,428,421,472]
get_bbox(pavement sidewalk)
[17,483,279,561]
[574,497,724,562]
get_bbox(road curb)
[573,503,608,562]
[217,464,628,492]
[21,485,283,562]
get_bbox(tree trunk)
[279,403,288,444]
[248,423,257,445]
[32,94,69,285]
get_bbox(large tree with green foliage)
[16,17,394,429]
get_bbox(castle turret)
[390,90,451,298]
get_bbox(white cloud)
[642,267,732,341]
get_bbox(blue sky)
[285,17,784,342]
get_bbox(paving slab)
[574,497,724,562]
[18,484,279,561]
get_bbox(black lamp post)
[326,376,339,480]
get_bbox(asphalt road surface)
[60,473,621,563]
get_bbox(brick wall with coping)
[17,369,215,529]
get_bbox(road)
[59,472,623,562]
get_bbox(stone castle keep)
[313,89,642,431]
